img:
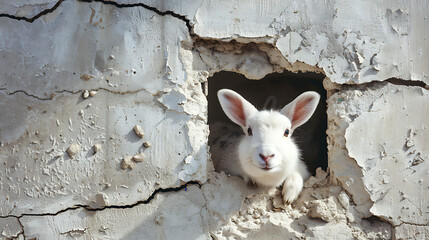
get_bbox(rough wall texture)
[0,0,428,239]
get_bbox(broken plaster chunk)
[315,167,328,181]
[307,197,344,222]
[89,90,97,97]
[93,144,102,154]
[304,176,319,188]
[133,125,145,138]
[412,154,424,166]
[121,156,135,170]
[143,141,152,148]
[337,191,350,210]
[132,152,145,162]
[80,74,94,81]
[179,156,200,182]
[67,143,81,158]
[405,139,415,148]
[94,192,109,207]
[82,90,90,99]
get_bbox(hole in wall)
[207,70,327,175]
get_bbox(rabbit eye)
[284,129,289,137]
[247,127,253,136]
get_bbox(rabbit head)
[217,89,320,187]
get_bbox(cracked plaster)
[0,0,61,21]
[345,84,428,226]
[0,0,428,239]
[193,0,428,84]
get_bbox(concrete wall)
[0,0,427,239]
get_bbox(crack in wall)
[79,0,192,33]
[79,180,201,211]
[0,0,196,102]
[0,181,200,218]
[0,206,81,219]
[0,87,154,101]
[0,0,192,34]
[386,78,429,90]
[16,217,25,239]
[326,78,429,95]
[0,0,65,22]
[0,88,66,101]
[396,222,429,227]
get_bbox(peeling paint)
[345,85,429,226]
[178,156,200,182]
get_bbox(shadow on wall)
[208,71,327,175]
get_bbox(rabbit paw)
[282,172,304,204]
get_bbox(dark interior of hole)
[207,71,328,175]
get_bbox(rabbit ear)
[281,91,320,130]
[217,89,258,128]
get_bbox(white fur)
[216,89,320,203]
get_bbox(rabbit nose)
[259,153,275,163]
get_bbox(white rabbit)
[215,89,320,203]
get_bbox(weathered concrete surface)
[345,85,428,226]
[193,0,429,84]
[395,224,429,240]
[0,89,208,216]
[327,83,429,237]
[329,84,429,203]
[0,0,428,239]
[5,170,394,239]
[0,0,208,217]
[19,185,210,239]
[0,0,192,97]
